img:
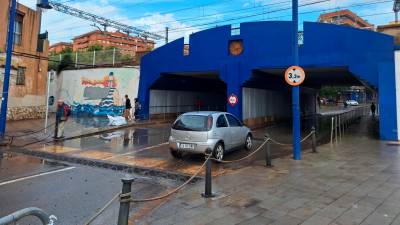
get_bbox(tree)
[87,44,103,52]
[57,54,73,73]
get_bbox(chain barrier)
[83,154,212,225]
[6,122,56,138]
[268,130,315,146]
[83,192,120,225]
[5,122,56,147]
[86,131,316,224]
[210,138,270,163]
[129,154,212,203]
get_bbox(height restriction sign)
[285,66,305,86]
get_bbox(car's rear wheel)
[170,149,183,158]
[213,143,224,162]
[245,134,253,150]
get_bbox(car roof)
[180,111,225,116]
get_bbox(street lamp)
[37,0,53,9]
[0,0,52,138]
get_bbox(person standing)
[124,95,132,121]
[55,100,70,139]
[371,102,376,117]
[134,98,141,121]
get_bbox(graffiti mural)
[59,67,140,116]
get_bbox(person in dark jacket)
[134,98,141,121]
[124,95,132,121]
[55,99,70,139]
[371,102,376,117]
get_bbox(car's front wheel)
[213,143,224,162]
[170,149,183,159]
[245,134,253,150]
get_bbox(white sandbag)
[107,115,127,126]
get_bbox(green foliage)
[319,86,346,98]
[57,54,73,73]
[87,44,103,52]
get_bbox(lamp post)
[292,0,301,160]
[0,0,17,137]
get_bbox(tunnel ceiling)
[150,74,226,94]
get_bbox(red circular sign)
[228,94,238,106]
[285,66,306,86]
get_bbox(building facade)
[72,30,155,55]
[318,10,373,29]
[0,2,49,120]
[377,23,400,45]
[49,42,72,54]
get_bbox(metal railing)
[49,49,137,69]
[329,105,369,146]
[0,207,56,225]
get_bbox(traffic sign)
[285,66,305,86]
[228,94,238,106]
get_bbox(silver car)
[169,111,253,161]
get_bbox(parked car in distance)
[169,112,253,161]
[346,100,359,106]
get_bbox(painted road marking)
[0,167,76,187]
[103,142,169,160]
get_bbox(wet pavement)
[0,153,180,225]
[132,116,400,225]
[13,120,321,179]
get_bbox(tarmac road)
[0,153,179,225]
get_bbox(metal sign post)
[0,0,17,137]
[292,0,301,160]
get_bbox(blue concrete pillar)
[222,62,243,120]
[137,76,150,120]
[378,62,398,140]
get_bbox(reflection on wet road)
[26,123,306,177]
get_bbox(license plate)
[178,143,195,150]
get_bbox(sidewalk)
[132,116,400,225]
[4,115,170,145]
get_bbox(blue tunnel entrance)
[139,21,398,141]
[148,73,227,119]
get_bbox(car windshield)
[172,115,210,131]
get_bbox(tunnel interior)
[149,72,227,119]
[242,67,369,128]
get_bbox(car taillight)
[207,116,213,130]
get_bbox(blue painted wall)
[139,21,397,140]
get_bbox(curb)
[54,120,172,142]
[6,147,202,183]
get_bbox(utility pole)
[165,27,169,44]
[292,0,301,160]
[0,0,17,137]
[394,0,400,23]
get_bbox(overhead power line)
[161,0,392,35]
[47,1,164,40]
[158,0,330,34]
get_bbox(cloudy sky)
[19,0,394,46]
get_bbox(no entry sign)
[228,94,238,106]
[285,66,305,86]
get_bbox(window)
[226,114,242,127]
[16,67,25,85]
[172,115,210,131]
[216,115,228,128]
[13,13,23,45]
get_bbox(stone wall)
[7,105,46,121]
